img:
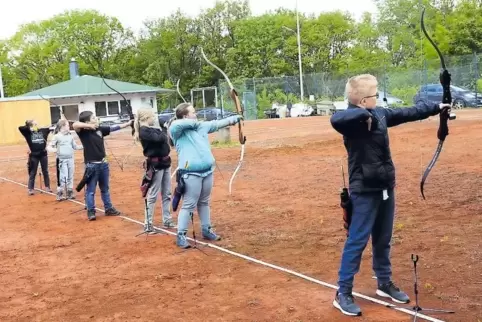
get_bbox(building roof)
[19,75,174,99]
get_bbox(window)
[120,100,131,114]
[95,102,107,117]
[62,105,79,120]
[108,101,119,115]
[95,100,129,116]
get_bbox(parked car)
[158,109,175,125]
[377,91,405,106]
[196,107,237,121]
[413,84,482,108]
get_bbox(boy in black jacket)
[18,120,53,195]
[330,74,451,316]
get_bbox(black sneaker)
[105,207,121,216]
[376,281,410,304]
[67,189,75,200]
[333,292,361,316]
[87,210,96,221]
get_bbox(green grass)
[210,140,240,148]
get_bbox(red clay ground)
[1,110,482,321]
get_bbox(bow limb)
[101,76,136,171]
[176,79,187,103]
[101,77,135,136]
[200,48,245,194]
[419,7,454,200]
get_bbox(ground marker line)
[0,175,445,322]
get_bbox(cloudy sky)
[0,0,377,40]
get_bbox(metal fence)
[216,52,481,118]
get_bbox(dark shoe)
[333,292,361,316]
[87,211,96,221]
[376,281,410,304]
[176,232,191,249]
[202,226,221,241]
[67,189,75,199]
[105,207,121,216]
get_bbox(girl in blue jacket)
[168,102,242,249]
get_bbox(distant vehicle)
[158,109,175,124]
[196,107,237,121]
[413,84,482,108]
[377,91,405,106]
[335,91,404,111]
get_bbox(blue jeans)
[337,189,395,294]
[85,162,113,212]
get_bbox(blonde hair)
[134,107,156,142]
[164,102,193,147]
[54,119,69,134]
[345,74,378,104]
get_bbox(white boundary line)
[0,175,446,322]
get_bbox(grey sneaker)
[163,220,177,229]
[56,190,64,201]
[45,187,52,193]
[28,189,34,196]
[202,226,221,241]
[376,281,410,304]
[143,224,158,235]
[176,232,191,249]
[333,292,361,316]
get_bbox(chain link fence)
[216,52,481,118]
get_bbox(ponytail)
[133,114,141,143]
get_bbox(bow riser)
[229,89,246,144]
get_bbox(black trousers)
[28,154,50,190]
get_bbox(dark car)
[158,109,175,125]
[196,107,237,121]
[413,84,482,108]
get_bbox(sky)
[0,0,377,40]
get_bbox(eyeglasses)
[363,93,379,99]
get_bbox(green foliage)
[1,0,481,113]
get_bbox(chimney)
[69,58,79,79]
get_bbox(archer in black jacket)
[330,74,451,317]
[135,107,175,234]
[18,120,53,194]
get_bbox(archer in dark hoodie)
[134,107,175,234]
[330,74,452,317]
[18,119,53,195]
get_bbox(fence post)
[474,51,478,102]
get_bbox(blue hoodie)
[169,115,241,175]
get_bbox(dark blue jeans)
[85,162,113,212]
[337,188,395,294]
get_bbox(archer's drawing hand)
[89,123,99,130]
[439,103,452,112]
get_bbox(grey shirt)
[48,132,83,159]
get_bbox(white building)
[18,59,174,124]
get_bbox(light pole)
[282,0,304,101]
